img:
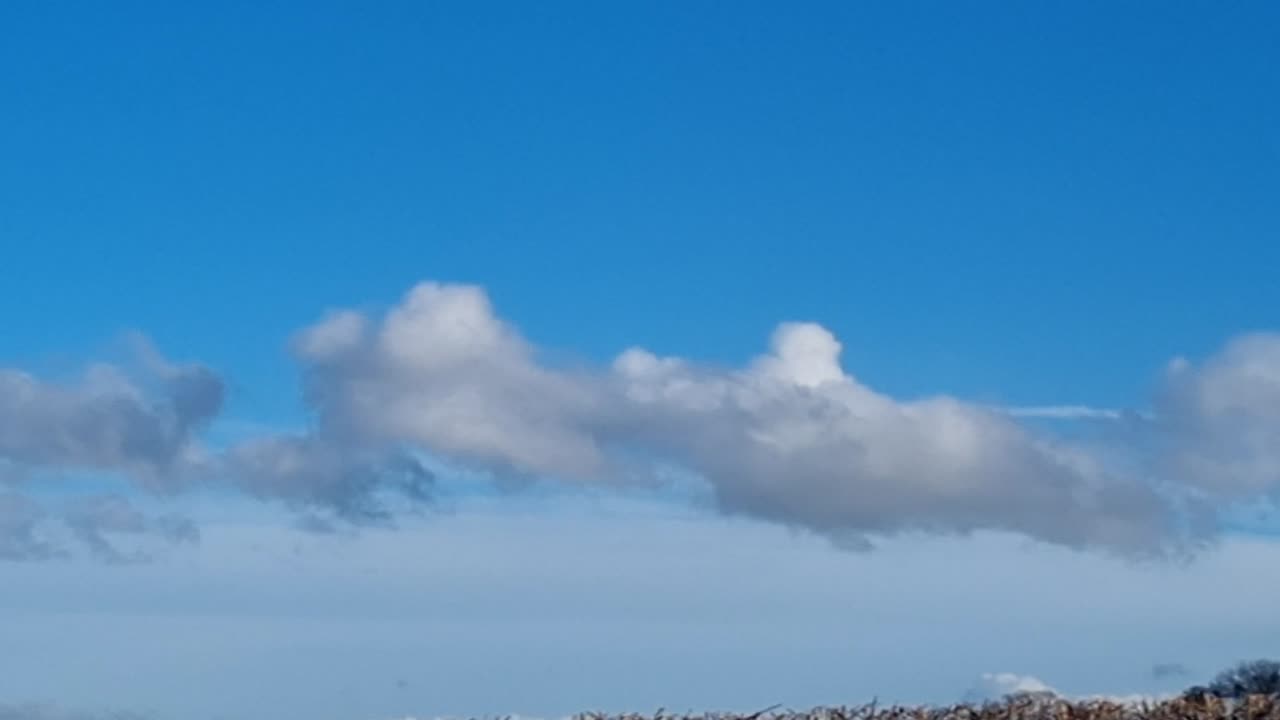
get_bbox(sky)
[1,2,1280,719]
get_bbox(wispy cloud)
[1000,405,1126,421]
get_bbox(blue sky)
[2,2,1280,719]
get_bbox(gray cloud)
[0,335,436,554]
[0,348,223,492]
[222,433,433,525]
[0,342,224,563]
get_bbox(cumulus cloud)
[293,285,606,481]
[280,281,1189,556]
[612,323,1183,554]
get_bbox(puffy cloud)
[293,284,606,481]
[284,282,1188,556]
[610,324,1182,554]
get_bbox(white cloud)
[275,281,1187,555]
[295,283,606,481]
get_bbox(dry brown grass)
[571,694,1280,720]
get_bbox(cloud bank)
[4,280,1280,561]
